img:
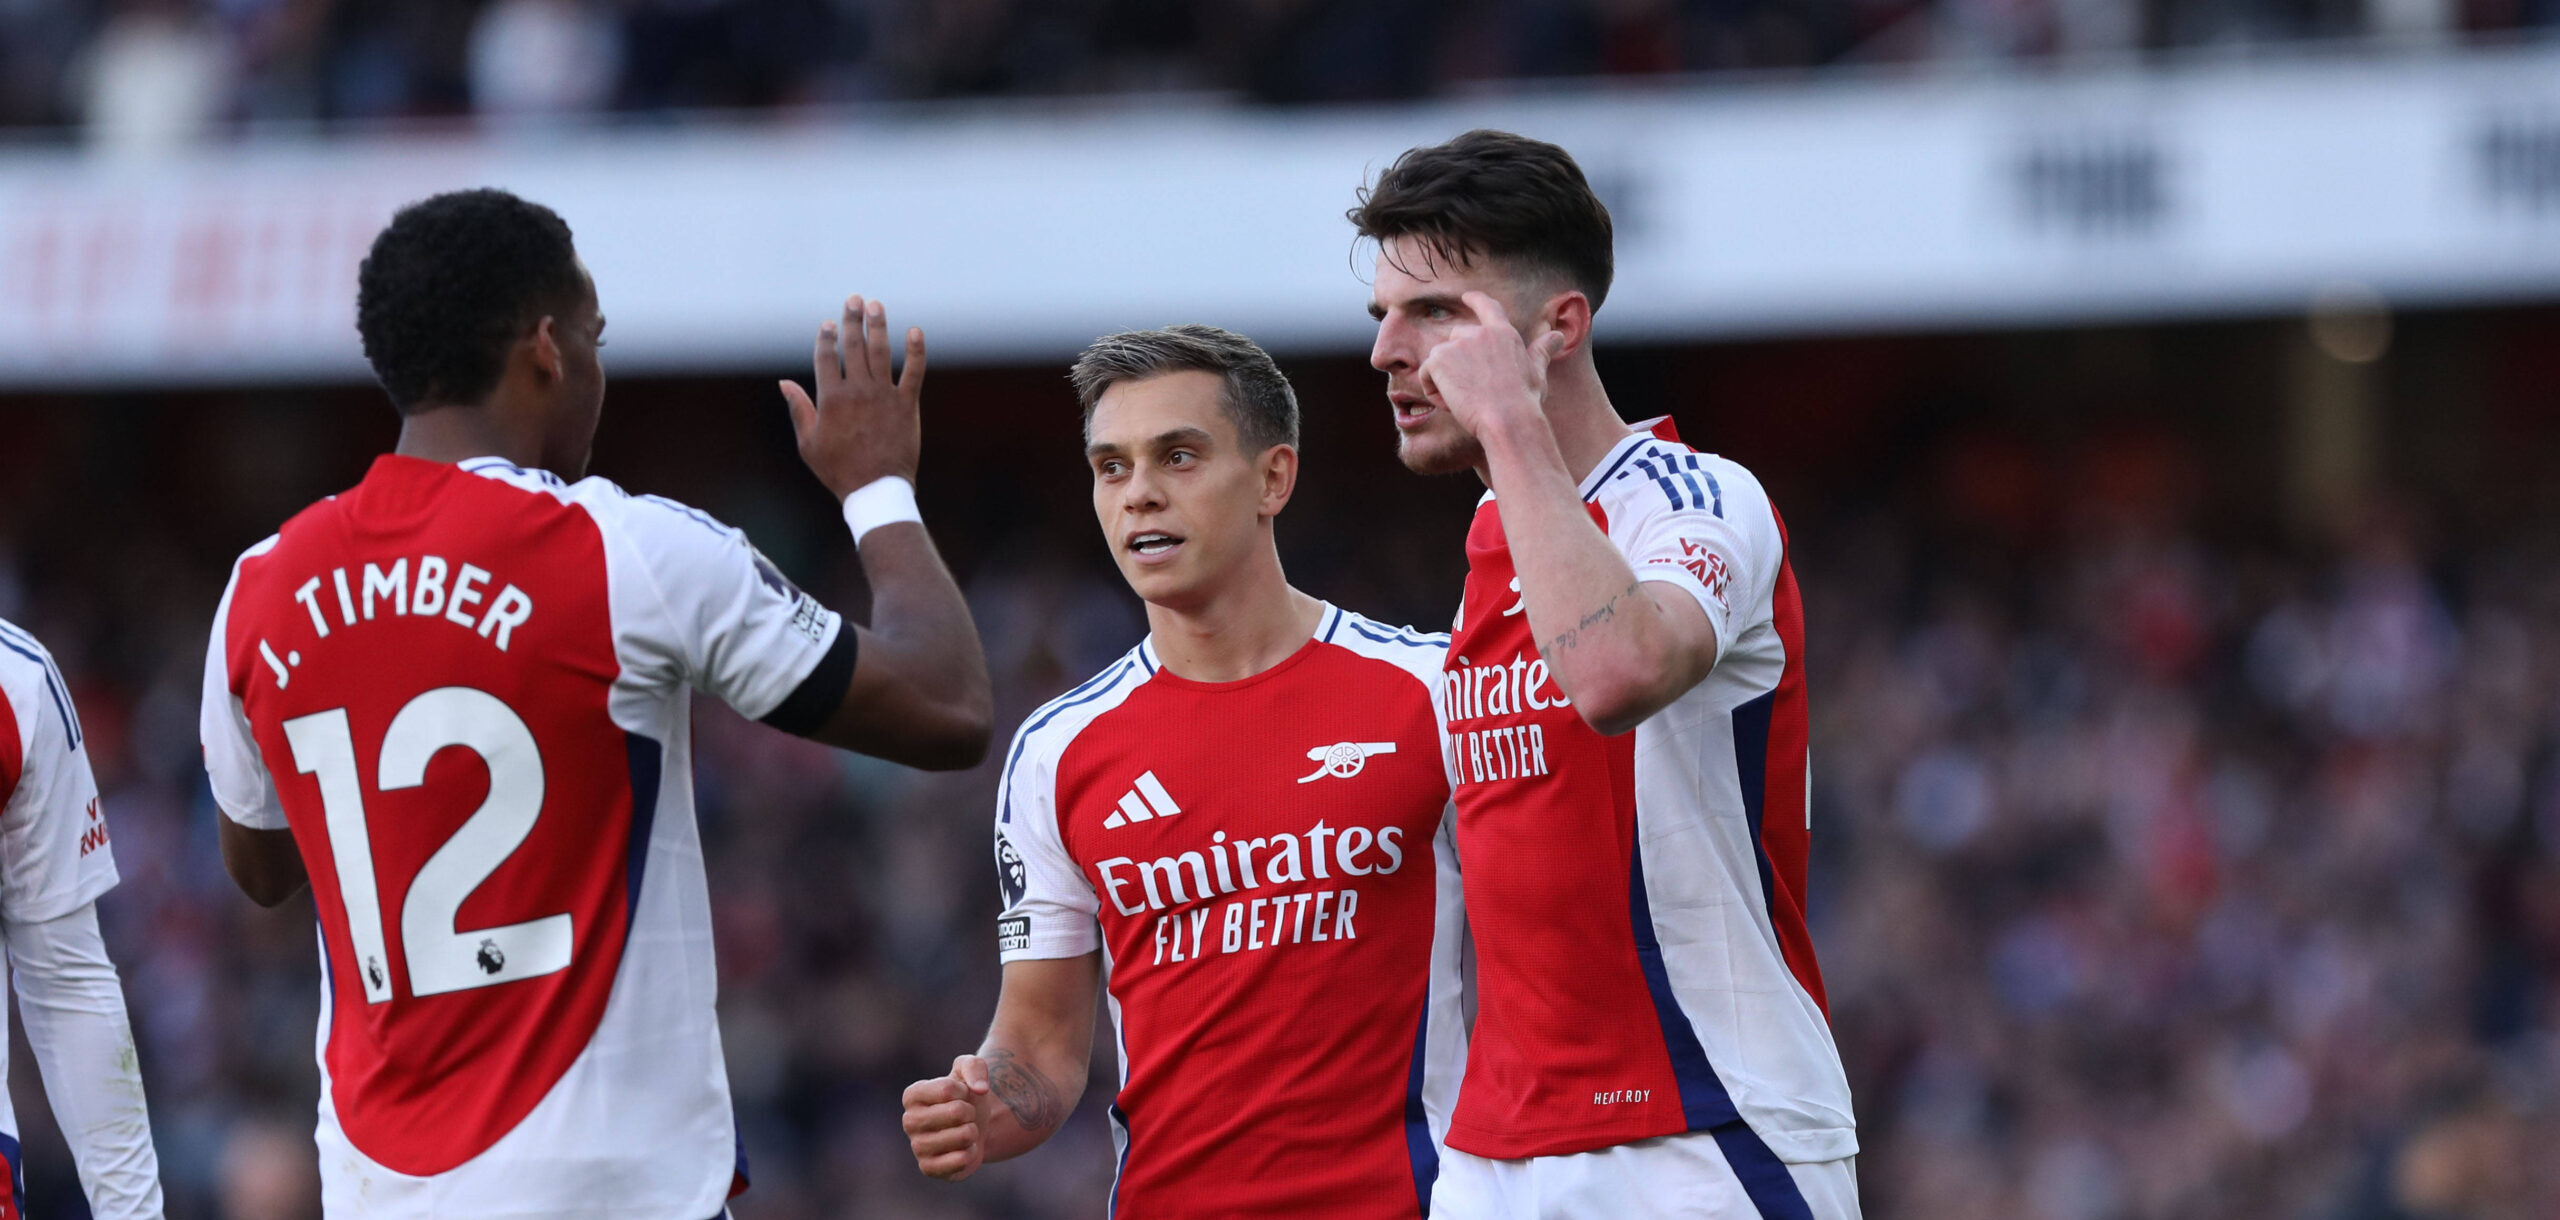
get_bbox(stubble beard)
[1397,420,1486,478]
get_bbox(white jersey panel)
[0,619,120,924]
[1590,430,1858,1165]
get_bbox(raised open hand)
[779,294,927,498]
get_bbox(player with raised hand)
[200,188,990,1219]
[899,326,1468,1217]
[1355,132,1860,1218]
[0,618,165,1219]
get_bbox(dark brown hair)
[1348,129,1614,310]
[1069,324,1300,453]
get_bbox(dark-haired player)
[200,188,991,1219]
[1354,132,1860,1217]
[898,326,1468,1217]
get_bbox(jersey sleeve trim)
[1635,566,1738,659]
[756,624,857,737]
[0,621,80,752]
[201,537,290,831]
[994,650,1153,964]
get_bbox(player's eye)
[1166,450,1195,467]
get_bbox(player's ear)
[1258,443,1298,519]
[528,316,564,383]
[1540,290,1593,360]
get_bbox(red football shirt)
[201,456,851,1219]
[1442,419,1855,1174]
[995,605,1468,1218]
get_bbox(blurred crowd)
[5,0,2559,146]
[3,320,2559,1219]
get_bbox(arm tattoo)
[1542,582,1641,656]
[984,1048,1065,1132]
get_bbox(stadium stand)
[5,0,2559,138]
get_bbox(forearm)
[860,523,982,688]
[1477,416,1687,729]
[7,906,164,1220]
[814,522,993,765]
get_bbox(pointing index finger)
[1462,291,1512,333]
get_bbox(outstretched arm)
[901,954,1101,1181]
[779,296,993,769]
[1422,291,1719,736]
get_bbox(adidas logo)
[1103,771,1182,829]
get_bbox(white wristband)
[842,476,922,543]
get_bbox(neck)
[1498,357,1632,485]
[394,401,546,470]
[1144,544,1323,683]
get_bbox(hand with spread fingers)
[779,294,927,498]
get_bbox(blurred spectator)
[78,0,233,154]
[468,0,622,117]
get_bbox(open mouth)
[1126,531,1184,561]
[1390,392,1433,430]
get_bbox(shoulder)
[1315,606,1448,692]
[546,473,751,555]
[1591,438,1776,524]
[0,617,52,706]
[1000,646,1157,784]
[0,618,73,755]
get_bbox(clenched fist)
[901,1054,996,1181]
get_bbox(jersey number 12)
[283,687,572,1005]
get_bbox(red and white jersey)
[0,618,124,1200]
[1443,419,1855,1173]
[997,605,1468,1219]
[200,455,852,1220]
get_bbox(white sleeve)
[993,727,1100,964]
[5,903,164,1220]
[1607,457,1777,661]
[0,632,120,923]
[199,557,286,831]
[601,495,848,726]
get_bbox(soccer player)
[199,189,991,1219]
[898,326,1468,1216]
[1354,132,1860,1218]
[0,618,164,1219]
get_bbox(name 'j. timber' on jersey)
[1443,417,1857,1171]
[995,605,1469,1219]
[199,455,854,1220]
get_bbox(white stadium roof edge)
[1,42,2557,388]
